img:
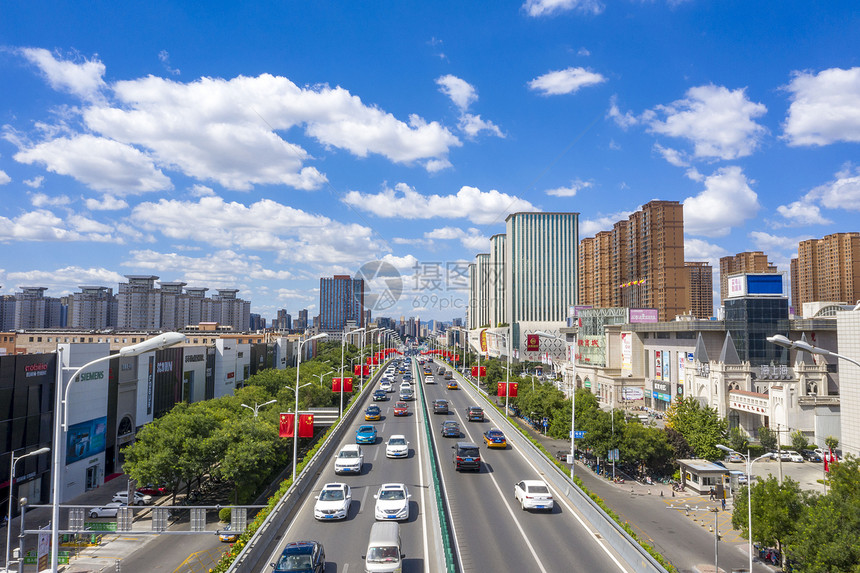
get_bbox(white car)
[88,502,126,518]
[424,376,435,384]
[385,435,410,458]
[314,483,352,520]
[514,480,554,511]
[399,381,412,392]
[112,491,152,506]
[380,380,393,392]
[334,444,364,474]
[781,450,804,462]
[374,483,411,521]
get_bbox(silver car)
[89,502,126,518]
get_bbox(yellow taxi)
[447,380,459,390]
[365,405,382,421]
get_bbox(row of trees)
[123,341,372,504]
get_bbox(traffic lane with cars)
[264,363,437,572]
[421,373,621,573]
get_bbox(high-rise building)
[14,287,62,329]
[116,275,162,329]
[489,234,507,327]
[294,309,309,332]
[212,289,251,331]
[719,251,777,304]
[474,254,491,328]
[792,233,860,316]
[685,262,713,319]
[68,286,113,329]
[0,295,15,331]
[319,276,365,332]
[159,281,187,330]
[467,263,477,329]
[182,287,209,326]
[505,211,579,347]
[578,201,685,321]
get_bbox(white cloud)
[30,192,71,207]
[19,48,106,100]
[546,178,593,197]
[190,184,216,197]
[424,226,489,250]
[458,114,504,138]
[683,166,760,237]
[85,194,130,211]
[775,199,832,227]
[24,176,44,188]
[14,134,172,194]
[783,67,860,146]
[607,95,639,129]
[380,253,420,270]
[580,210,636,237]
[158,50,181,76]
[684,238,728,266]
[343,183,540,225]
[0,208,118,243]
[523,0,604,17]
[130,195,385,265]
[124,248,293,284]
[648,85,767,160]
[749,231,811,255]
[436,75,477,111]
[653,143,688,167]
[528,67,606,96]
[0,170,10,185]
[5,265,125,294]
[776,166,860,226]
[577,47,591,56]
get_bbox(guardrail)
[449,364,670,573]
[228,361,390,573]
[414,358,458,572]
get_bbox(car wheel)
[137,500,144,506]
[90,511,99,518]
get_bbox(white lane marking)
[359,483,370,514]
[413,360,431,573]
[342,564,349,573]
[372,446,379,462]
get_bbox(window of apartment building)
[64,338,70,342]
[132,338,137,343]
[88,337,93,342]
[676,332,696,339]
[656,332,670,339]
[37,337,42,342]
[29,337,34,342]
[123,338,127,343]
[47,338,52,342]
[193,339,198,344]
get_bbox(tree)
[663,396,727,460]
[824,435,839,452]
[622,423,673,475]
[663,427,694,460]
[786,456,860,572]
[729,426,749,453]
[758,427,777,452]
[790,430,809,453]
[732,476,805,566]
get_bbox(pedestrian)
[709,487,715,501]
[721,496,726,511]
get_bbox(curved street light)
[51,332,186,572]
[240,399,277,419]
[767,334,860,368]
[6,446,50,571]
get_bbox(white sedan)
[88,502,126,518]
[374,483,411,521]
[380,380,393,392]
[313,483,352,520]
[385,435,409,458]
[514,480,554,511]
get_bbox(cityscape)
[2,2,860,573]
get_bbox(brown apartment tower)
[719,251,777,303]
[685,261,713,318]
[791,232,860,316]
[579,200,686,321]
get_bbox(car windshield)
[367,546,400,563]
[277,553,313,570]
[396,403,406,407]
[444,422,457,428]
[459,448,479,457]
[358,426,373,433]
[340,450,358,458]
[489,431,502,438]
[389,438,407,445]
[319,489,344,501]
[528,484,549,494]
[379,489,405,500]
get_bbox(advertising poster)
[654,350,662,381]
[678,353,686,385]
[66,417,107,464]
[662,351,671,381]
[620,333,632,373]
[526,334,540,352]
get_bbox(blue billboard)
[66,417,107,464]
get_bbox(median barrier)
[451,366,670,573]
[227,361,390,573]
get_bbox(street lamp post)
[341,327,365,418]
[240,399,277,419]
[717,444,774,573]
[51,332,185,572]
[291,333,328,482]
[6,447,50,571]
[311,370,335,387]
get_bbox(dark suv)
[433,399,449,414]
[452,441,481,472]
[466,406,484,422]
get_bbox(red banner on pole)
[526,334,540,352]
[279,413,295,438]
[299,414,314,438]
[509,383,518,397]
[472,366,486,377]
[333,378,354,392]
[353,364,362,376]
[366,357,372,365]
[497,382,506,397]
[363,365,370,375]
[454,354,460,361]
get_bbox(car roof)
[357,425,375,431]
[282,541,317,555]
[487,428,504,433]
[321,482,347,490]
[520,479,548,487]
[389,434,407,439]
[341,444,360,452]
[456,441,479,448]
[379,482,406,490]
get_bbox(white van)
[362,521,403,573]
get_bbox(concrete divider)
[450,365,670,573]
[228,362,389,573]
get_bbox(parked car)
[112,491,152,506]
[483,428,507,448]
[89,502,126,518]
[271,541,326,573]
[433,399,449,414]
[441,420,460,437]
[373,483,411,521]
[725,452,744,463]
[355,424,378,444]
[782,450,804,462]
[801,449,822,462]
[452,441,481,472]
[514,480,554,511]
[314,483,352,521]
[136,484,168,496]
[466,406,484,422]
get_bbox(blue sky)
[1,1,859,323]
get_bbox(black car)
[433,399,449,414]
[452,441,481,472]
[373,389,388,401]
[466,406,484,422]
[441,420,460,437]
[801,449,822,462]
[272,540,325,573]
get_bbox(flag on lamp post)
[299,414,314,438]
[279,413,295,438]
[472,366,486,377]
[497,382,506,397]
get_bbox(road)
[420,360,629,573]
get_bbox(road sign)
[570,430,587,439]
[608,448,620,461]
